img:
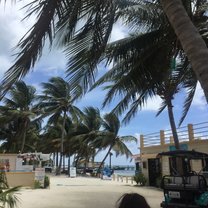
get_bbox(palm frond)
[112,140,133,159]
[156,100,167,117]
[120,135,137,143]
[103,113,120,135]
[1,0,63,96]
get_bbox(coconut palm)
[0,172,20,208]
[37,76,83,174]
[160,0,208,99]
[94,57,197,149]
[0,119,41,153]
[1,0,208,101]
[88,1,200,149]
[66,107,103,172]
[95,112,137,174]
[0,81,38,153]
[0,0,207,150]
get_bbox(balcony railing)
[140,121,208,148]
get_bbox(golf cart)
[158,150,208,208]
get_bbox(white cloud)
[35,49,67,75]
[0,56,11,77]
[140,95,162,111]
[134,133,140,140]
[0,2,67,78]
[192,83,207,109]
[30,82,42,94]
[0,2,34,76]
[110,21,128,42]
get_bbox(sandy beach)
[18,175,163,208]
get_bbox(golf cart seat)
[185,175,207,191]
[158,150,208,208]
[162,174,207,191]
[162,175,185,190]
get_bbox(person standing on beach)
[116,193,151,208]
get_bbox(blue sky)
[0,2,208,166]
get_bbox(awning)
[157,150,208,159]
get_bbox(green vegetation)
[0,0,207,150]
[0,79,136,173]
[133,173,147,186]
[0,2,207,191]
[34,180,41,189]
[44,176,50,188]
[34,176,50,189]
[0,172,20,208]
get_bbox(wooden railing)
[112,174,135,184]
[140,121,208,148]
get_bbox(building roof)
[157,150,208,159]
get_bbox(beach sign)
[35,168,45,186]
[70,167,76,177]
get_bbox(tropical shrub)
[133,173,147,186]
[44,176,50,188]
[156,176,162,188]
[0,171,20,208]
[34,180,41,189]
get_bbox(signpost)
[35,168,45,187]
[70,167,76,177]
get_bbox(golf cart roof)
[157,150,208,159]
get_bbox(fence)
[112,174,135,184]
[140,121,208,148]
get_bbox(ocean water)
[113,170,135,176]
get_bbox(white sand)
[17,175,163,208]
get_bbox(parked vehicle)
[158,150,208,208]
[44,163,53,173]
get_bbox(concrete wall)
[0,154,35,188]
[6,172,35,188]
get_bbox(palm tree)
[1,0,208,102]
[0,119,41,153]
[37,76,83,174]
[160,0,208,100]
[0,1,207,150]
[96,113,137,174]
[66,107,103,172]
[0,172,20,208]
[88,2,199,149]
[0,81,38,153]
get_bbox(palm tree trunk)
[167,99,180,149]
[20,119,29,153]
[83,159,87,174]
[161,0,208,100]
[75,155,80,168]
[63,154,65,172]
[96,145,113,176]
[68,154,70,176]
[56,111,67,175]
[53,152,55,166]
[56,151,59,167]
[20,131,26,153]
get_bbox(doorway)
[148,158,161,186]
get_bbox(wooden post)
[160,130,165,146]
[140,135,144,149]
[131,177,133,184]
[126,176,128,183]
[188,124,194,141]
[117,175,119,182]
